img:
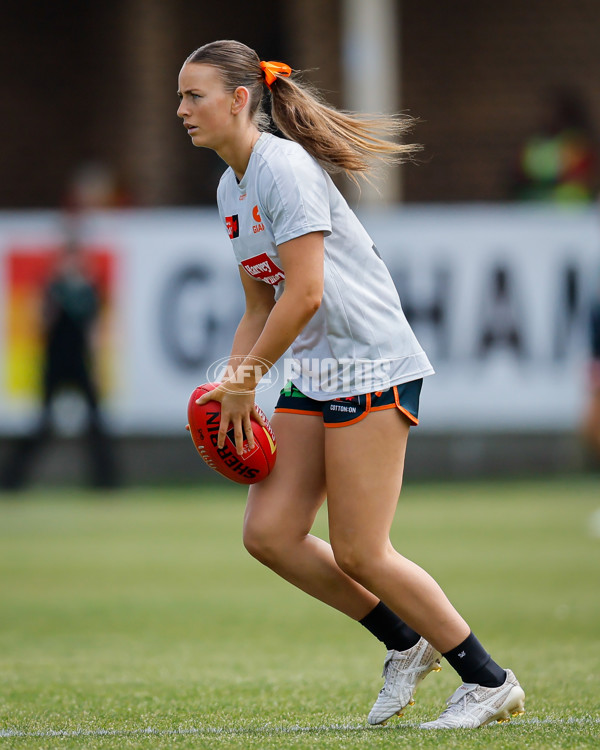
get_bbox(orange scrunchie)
[260,60,292,88]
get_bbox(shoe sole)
[373,657,442,726]
[485,685,526,726]
[420,678,526,730]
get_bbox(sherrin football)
[187,383,277,484]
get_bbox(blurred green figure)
[512,89,597,202]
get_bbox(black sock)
[359,601,421,652]
[443,632,506,687]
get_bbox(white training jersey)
[216,132,434,400]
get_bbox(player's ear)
[231,86,250,115]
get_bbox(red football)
[187,383,277,484]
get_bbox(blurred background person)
[0,242,118,491]
[510,88,598,203]
[0,165,122,492]
[63,161,131,212]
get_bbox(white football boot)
[368,637,442,725]
[420,669,525,729]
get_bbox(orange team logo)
[252,205,265,234]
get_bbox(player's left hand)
[196,382,261,455]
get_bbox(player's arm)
[197,232,324,453]
[223,266,276,377]
[241,231,324,381]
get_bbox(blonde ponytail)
[269,75,419,181]
[186,40,419,180]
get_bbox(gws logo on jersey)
[225,214,239,239]
[241,252,285,285]
[252,205,265,234]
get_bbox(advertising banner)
[0,207,598,434]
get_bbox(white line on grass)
[1,717,599,739]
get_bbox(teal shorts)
[274,379,423,428]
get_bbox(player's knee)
[242,517,286,565]
[242,522,274,563]
[331,541,388,585]
[331,542,370,582]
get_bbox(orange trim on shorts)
[368,402,419,425]
[273,407,322,416]
[324,393,371,428]
[325,412,367,427]
[397,405,419,425]
[393,385,419,425]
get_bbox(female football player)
[179,40,524,729]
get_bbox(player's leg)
[325,407,468,650]
[243,410,379,618]
[244,407,439,726]
[325,407,523,727]
[244,404,435,677]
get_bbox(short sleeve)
[259,149,332,246]
[216,174,228,233]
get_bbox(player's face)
[177,63,233,149]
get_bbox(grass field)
[0,476,599,749]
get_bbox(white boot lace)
[439,683,479,719]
